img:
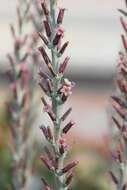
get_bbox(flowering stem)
[110,1,127,190]
[6,1,33,189]
[38,0,78,190]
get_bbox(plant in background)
[5,0,42,189]
[38,0,78,189]
[110,1,127,189]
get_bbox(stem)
[110,2,127,190]
[49,1,64,189]
[39,0,78,189]
[8,1,32,189]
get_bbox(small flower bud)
[61,161,79,174]
[121,35,127,50]
[53,28,64,46]
[63,120,75,134]
[40,156,53,170]
[38,46,56,77]
[39,82,48,94]
[59,41,69,55]
[59,57,70,74]
[38,46,49,62]
[44,20,51,38]
[53,34,61,46]
[113,104,126,119]
[112,116,122,130]
[44,186,51,190]
[65,173,73,186]
[39,71,49,80]
[38,32,49,46]
[40,125,48,139]
[57,8,65,24]
[109,171,118,185]
[46,79,52,94]
[120,17,127,32]
[47,126,53,141]
[121,67,127,76]
[41,1,49,16]
[61,108,72,121]
[117,80,127,93]
[112,96,125,107]
[59,138,68,154]
[41,97,56,121]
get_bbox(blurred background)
[0,0,125,189]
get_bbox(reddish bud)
[38,32,48,45]
[113,104,126,119]
[121,67,127,77]
[121,35,127,50]
[59,57,70,74]
[109,171,118,185]
[120,17,127,32]
[38,46,50,62]
[53,34,62,46]
[62,161,78,174]
[63,120,75,134]
[47,126,53,141]
[59,41,69,55]
[44,20,51,38]
[39,82,48,94]
[61,108,72,121]
[46,79,52,94]
[112,96,124,107]
[38,46,56,77]
[41,1,49,16]
[65,173,73,186]
[117,80,127,93]
[40,125,48,139]
[53,28,64,46]
[59,138,68,154]
[117,150,122,163]
[57,8,65,24]
[39,71,49,80]
[41,97,56,121]
[112,116,122,130]
[40,156,53,170]
[44,186,51,190]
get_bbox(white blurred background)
[0,0,125,141]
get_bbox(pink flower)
[58,137,68,154]
[60,85,72,97]
[59,137,67,147]
[60,79,75,97]
[56,27,64,38]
